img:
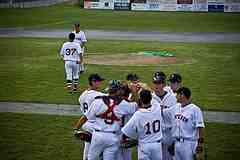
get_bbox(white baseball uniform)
[117,111,134,160]
[122,103,163,160]
[72,30,87,72]
[60,41,82,81]
[79,89,105,160]
[164,103,205,160]
[152,91,177,160]
[85,97,138,160]
[164,86,176,96]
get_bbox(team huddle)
[59,23,205,160]
[73,72,205,160]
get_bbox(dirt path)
[0,28,240,43]
[0,102,240,124]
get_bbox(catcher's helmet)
[153,71,166,83]
[108,80,121,90]
[169,73,182,83]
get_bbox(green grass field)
[0,112,239,160]
[1,4,240,32]
[0,37,239,112]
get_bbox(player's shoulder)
[81,90,104,98]
[164,86,172,92]
[188,103,202,112]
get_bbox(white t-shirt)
[85,98,138,133]
[72,30,87,46]
[79,89,105,114]
[60,41,82,61]
[122,104,163,144]
[164,103,205,140]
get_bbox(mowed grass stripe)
[0,38,239,111]
[0,112,240,160]
[0,4,240,32]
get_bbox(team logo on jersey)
[175,113,188,122]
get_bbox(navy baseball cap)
[153,71,166,83]
[169,73,182,83]
[88,74,105,82]
[126,73,139,82]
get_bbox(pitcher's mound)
[85,53,192,66]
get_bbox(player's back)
[86,97,137,133]
[134,105,163,143]
[60,42,81,61]
[72,31,87,45]
[79,89,105,114]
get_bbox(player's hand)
[196,144,203,153]
[76,61,81,64]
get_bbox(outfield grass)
[0,38,239,111]
[1,4,240,32]
[0,112,240,160]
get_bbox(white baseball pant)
[162,129,174,160]
[117,148,132,160]
[138,142,162,160]
[64,61,79,80]
[175,139,197,160]
[88,131,119,160]
[82,121,96,160]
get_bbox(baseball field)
[0,2,240,160]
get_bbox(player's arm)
[74,115,88,129]
[195,107,205,153]
[59,44,65,61]
[196,127,204,153]
[81,32,87,48]
[77,45,83,64]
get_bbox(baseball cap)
[153,71,166,83]
[169,73,182,83]
[126,73,139,82]
[88,74,105,82]
[108,80,121,90]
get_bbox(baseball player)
[117,82,135,160]
[74,80,138,160]
[151,71,177,160]
[72,23,87,74]
[164,73,182,96]
[60,33,82,92]
[126,73,152,102]
[78,73,105,160]
[122,89,163,160]
[164,87,205,160]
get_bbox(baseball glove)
[73,129,92,142]
[120,139,138,148]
